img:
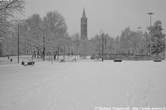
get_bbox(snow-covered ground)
[0,60,166,110]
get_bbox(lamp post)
[101,33,104,62]
[43,32,45,61]
[15,20,24,64]
[147,12,154,27]
[99,30,105,62]
[0,37,4,56]
[162,28,165,59]
[17,23,20,64]
[38,27,45,61]
[147,12,154,56]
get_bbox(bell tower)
[81,9,88,40]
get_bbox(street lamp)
[147,12,154,56]
[15,20,23,64]
[100,32,104,62]
[38,27,46,61]
[18,23,20,63]
[0,37,4,56]
[43,33,45,61]
[147,12,154,27]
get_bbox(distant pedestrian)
[10,58,13,62]
[54,54,56,60]
[21,61,25,65]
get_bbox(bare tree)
[0,0,24,34]
[0,0,24,56]
[0,0,24,17]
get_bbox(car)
[113,58,122,62]
[21,60,35,66]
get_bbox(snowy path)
[0,61,166,110]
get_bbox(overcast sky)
[25,0,166,38]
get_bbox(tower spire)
[81,8,88,40]
[82,8,86,18]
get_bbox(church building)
[81,9,88,40]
